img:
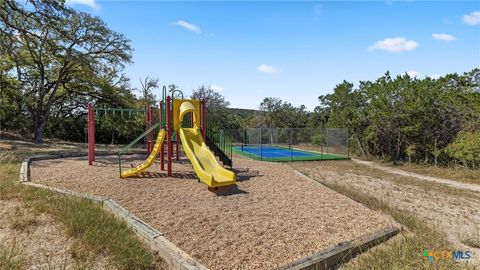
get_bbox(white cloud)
[406,71,422,78]
[65,0,98,9]
[428,74,440,79]
[210,84,224,92]
[463,11,480,25]
[256,64,280,74]
[432,33,456,41]
[368,37,419,53]
[172,20,201,34]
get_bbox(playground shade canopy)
[233,145,347,162]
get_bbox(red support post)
[201,98,206,141]
[159,101,164,170]
[166,97,172,177]
[88,102,95,165]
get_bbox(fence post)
[88,102,95,165]
[260,127,263,161]
[346,128,350,158]
[326,128,329,155]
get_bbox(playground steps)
[206,135,232,167]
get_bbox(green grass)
[0,241,24,270]
[297,169,468,270]
[0,151,164,270]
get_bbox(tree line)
[1,1,479,167]
[244,70,479,167]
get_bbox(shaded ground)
[30,155,397,270]
[290,160,480,266]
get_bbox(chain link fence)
[225,128,349,161]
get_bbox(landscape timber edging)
[281,167,401,270]
[20,153,208,270]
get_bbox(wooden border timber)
[275,227,399,270]
[20,153,207,270]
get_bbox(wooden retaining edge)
[20,154,208,270]
[279,168,401,270]
[276,227,399,270]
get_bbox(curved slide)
[179,127,236,188]
[178,101,236,188]
[121,129,166,178]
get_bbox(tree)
[259,97,282,127]
[191,85,230,111]
[139,76,158,107]
[0,0,132,143]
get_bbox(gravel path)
[353,159,480,193]
[30,155,396,270]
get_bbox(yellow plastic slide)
[179,127,236,188]
[121,129,166,178]
[176,100,236,188]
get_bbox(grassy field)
[0,149,166,270]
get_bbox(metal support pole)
[176,132,179,161]
[201,98,206,141]
[166,96,172,177]
[145,107,150,155]
[88,102,95,165]
[149,106,154,154]
[159,101,164,170]
[260,127,263,161]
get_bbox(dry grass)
[391,163,480,185]
[0,241,24,270]
[8,206,39,231]
[0,148,166,270]
[461,229,480,249]
[299,175,463,269]
[328,160,480,200]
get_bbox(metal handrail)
[118,122,160,176]
[118,123,160,155]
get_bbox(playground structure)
[87,87,236,188]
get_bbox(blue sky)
[67,0,480,110]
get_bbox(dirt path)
[290,160,480,266]
[353,159,480,193]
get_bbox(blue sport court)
[232,145,348,162]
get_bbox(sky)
[66,0,480,110]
